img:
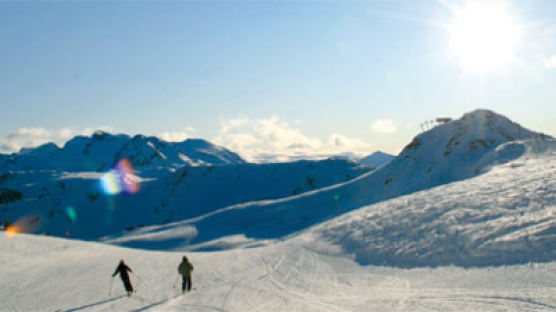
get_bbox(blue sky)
[1,0,555,161]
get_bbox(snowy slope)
[109,110,554,251]
[304,140,556,267]
[0,159,370,240]
[0,131,245,173]
[358,151,395,168]
[4,231,556,311]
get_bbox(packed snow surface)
[3,233,556,312]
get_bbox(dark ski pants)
[182,276,191,292]
[122,276,133,292]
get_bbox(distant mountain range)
[2,109,554,254]
[102,109,553,251]
[0,131,245,173]
[0,139,371,239]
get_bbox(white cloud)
[327,134,369,151]
[546,54,556,68]
[253,116,322,151]
[81,126,115,135]
[223,133,261,149]
[219,116,250,134]
[159,126,195,142]
[0,126,113,153]
[371,119,397,134]
[214,116,372,162]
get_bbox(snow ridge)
[0,158,370,240]
[308,139,556,267]
[0,131,245,173]
[358,151,395,168]
[108,110,553,253]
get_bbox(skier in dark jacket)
[178,255,194,293]
[112,259,134,296]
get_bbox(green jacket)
[178,261,194,277]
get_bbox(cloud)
[327,134,369,151]
[214,115,372,162]
[159,126,195,142]
[546,54,556,68]
[219,117,250,134]
[371,119,397,134]
[253,116,322,151]
[0,126,113,153]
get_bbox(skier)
[112,259,134,296]
[177,255,194,293]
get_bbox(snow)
[1,110,549,243]
[0,158,370,239]
[0,132,245,173]
[2,109,556,311]
[107,139,556,265]
[358,151,395,168]
[3,233,556,311]
[306,145,556,267]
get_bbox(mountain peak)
[1,131,245,173]
[358,151,395,168]
[19,142,59,155]
[405,109,542,152]
[395,108,548,186]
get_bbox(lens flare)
[5,226,18,238]
[100,171,121,195]
[116,159,140,194]
[4,215,41,236]
[99,159,140,196]
[66,206,77,222]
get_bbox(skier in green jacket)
[178,255,194,293]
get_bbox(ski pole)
[108,276,114,296]
[173,275,179,289]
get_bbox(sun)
[447,0,522,73]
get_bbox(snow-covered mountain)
[1,109,554,256]
[358,151,395,168]
[3,138,556,311]
[107,138,556,267]
[0,131,245,173]
[252,152,365,164]
[0,158,370,239]
[2,109,556,311]
[306,140,556,267]
[107,109,554,252]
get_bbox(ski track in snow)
[3,235,556,311]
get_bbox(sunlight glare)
[448,0,521,73]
